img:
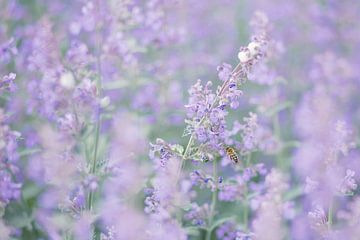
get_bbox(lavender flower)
[182,12,270,165]
[0,72,16,92]
[308,204,329,237]
[218,177,247,202]
[189,170,216,190]
[1,1,360,239]
[237,112,278,155]
[216,221,238,240]
[252,169,288,240]
[304,177,319,194]
[184,203,210,226]
[0,219,11,240]
[0,109,22,205]
[337,169,357,195]
[337,197,360,239]
[236,230,255,240]
[217,63,233,82]
[0,171,21,204]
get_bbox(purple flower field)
[1,1,360,239]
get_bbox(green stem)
[206,159,218,240]
[183,135,194,159]
[243,196,248,230]
[243,154,251,230]
[91,123,101,174]
[87,1,103,211]
[175,135,194,184]
[328,199,334,230]
[273,113,285,170]
[245,153,251,167]
[87,120,100,210]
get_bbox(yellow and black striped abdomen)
[225,147,239,164]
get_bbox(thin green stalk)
[91,122,101,174]
[87,121,100,210]
[175,135,194,183]
[183,135,194,159]
[87,1,103,211]
[64,231,71,240]
[243,154,251,230]
[243,195,248,230]
[273,113,285,170]
[205,159,218,240]
[328,199,334,230]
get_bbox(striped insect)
[225,146,239,164]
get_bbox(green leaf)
[170,144,184,155]
[102,77,149,90]
[184,226,205,236]
[4,203,33,229]
[0,203,5,217]
[209,216,236,231]
[18,148,41,157]
[181,203,193,211]
[22,182,42,200]
[247,192,260,200]
[355,139,360,148]
[184,119,194,125]
[102,81,129,90]
[263,101,293,117]
[282,141,301,149]
[284,186,303,201]
[101,113,114,120]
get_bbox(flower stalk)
[243,153,251,230]
[273,113,285,171]
[328,199,334,230]
[87,1,103,211]
[206,159,218,240]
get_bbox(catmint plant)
[0,1,360,239]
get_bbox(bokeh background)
[1,0,360,239]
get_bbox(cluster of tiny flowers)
[0,109,21,206]
[0,171,21,206]
[189,170,217,190]
[252,170,289,240]
[337,169,357,196]
[145,137,188,237]
[100,226,117,240]
[215,221,256,240]
[238,112,277,154]
[216,221,238,240]
[184,203,210,226]
[0,38,17,63]
[0,72,16,92]
[308,205,329,236]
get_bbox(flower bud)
[60,72,75,89]
[238,50,251,63]
[100,96,110,108]
[248,41,261,56]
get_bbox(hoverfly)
[225,146,239,164]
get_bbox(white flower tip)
[9,73,16,79]
[60,72,75,89]
[248,41,261,56]
[238,50,251,63]
[100,96,111,108]
[69,22,82,35]
[0,140,5,149]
